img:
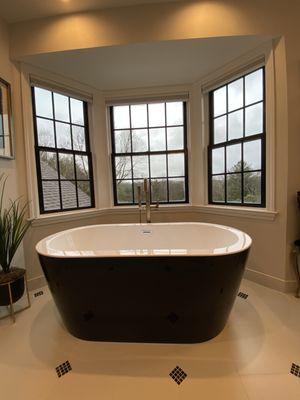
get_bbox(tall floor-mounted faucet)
[137,178,159,223]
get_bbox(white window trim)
[21,65,195,222]
[21,41,277,226]
[20,63,104,220]
[197,41,276,217]
[103,84,194,207]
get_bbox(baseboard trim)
[245,267,297,293]
[27,274,47,291]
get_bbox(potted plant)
[0,174,30,306]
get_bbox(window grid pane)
[111,101,188,205]
[32,86,95,213]
[209,67,265,207]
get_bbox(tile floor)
[0,279,300,400]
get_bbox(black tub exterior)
[39,250,249,343]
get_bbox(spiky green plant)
[0,174,30,274]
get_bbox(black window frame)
[110,101,189,206]
[0,78,13,155]
[208,67,266,207]
[0,86,3,149]
[31,86,95,214]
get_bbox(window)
[0,78,13,158]
[32,86,95,213]
[208,67,265,207]
[110,101,188,205]
[0,90,4,149]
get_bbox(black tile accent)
[238,291,248,299]
[169,366,187,385]
[55,361,72,378]
[34,290,44,298]
[290,363,300,377]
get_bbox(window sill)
[195,204,277,221]
[111,203,194,213]
[29,204,195,227]
[29,203,277,227]
[29,208,101,227]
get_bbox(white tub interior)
[36,222,252,258]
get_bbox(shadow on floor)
[28,297,265,378]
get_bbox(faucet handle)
[137,185,142,208]
[150,201,159,209]
[143,178,148,193]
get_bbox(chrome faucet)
[137,178,159,223]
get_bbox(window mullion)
[69,97,79,209]
[146,103,152,204]
[51,91,63,211]
[224,84,228,203]
[164,102,170,203]
[129,105,134,204]
[241,75,245,205]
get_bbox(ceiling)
[0,0,180,23]
[23,36,272,91]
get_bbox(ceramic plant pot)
[0,268,26,306]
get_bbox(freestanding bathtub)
[36,222,251,343]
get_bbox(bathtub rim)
[35,222,252,259]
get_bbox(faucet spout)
[137,179,159,224]
[144,178,151,223]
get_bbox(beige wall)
[0,18,25,268]
[2,0,300,291]
[0,18,17,200]
[8,1,295,58]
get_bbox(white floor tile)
[0,279,299,400]
[45,373,114,400]
[178,376,250,400]
[240,373,300,400]
[112,377,180,400]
